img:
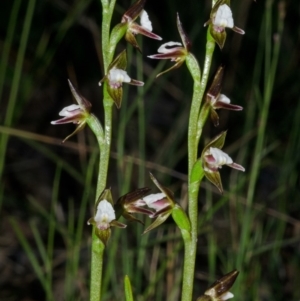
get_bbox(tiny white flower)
[140,10,152,31]
[157,42,182,54]
[93,199,116,229]
[220,291,234,300]
[214,4,234,29]
[208,147,233,168]
[143,193,166,207]
[58,104,81,117]
[218,94,231,104]
[107,68,131,88]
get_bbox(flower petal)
[139,10,152,31]
[214,4,234,28]
[155,60,184,78]
[204,170,223,194]
[61,121,86,143]
[129,78,144,86]
[107,85,123,108]
[125,31,141,52]
[108,68,131,88]
[220,292,234,300]
[176,13,192,51]
[122,0,146,22]
[214,101,243,111]
[130,23,162,40]
[58,104,82,116]
[210,108,220,127]
[210,147,233,166]
[94,199,116,224]
[68,79,92,110]
[207,66,224,100]
[227,162,245,172]
[147,49,185,60]
[232,26,245,34]
[143,211,171,234]
[218,94,230,104]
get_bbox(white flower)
[214,4,234,29]
[57,104,81,117]
[211,93,231,107]
[140,10,152,31]
[107,68,131,89]
[220,292,234,300]
[206,147,233,169]
[142,193,167,211]
[143,193,166,205]
[93,199,116,230]
[218,94,230,104]
[157,41,183,54]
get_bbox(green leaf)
[190,159,205,184]
[172,204,191,233]
[124,275,134,301]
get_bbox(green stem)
[195,29,215,146]
[89,0,117,299]
[181,53,202,301]
[181,25,215,301]
[89,87,113,301]
[101,0,115,72]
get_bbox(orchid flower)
[201,132,245,193]
[148,13,191,77]
[204,0,245,49]
[115,187,154,225]
[51,80,92,142]
[120,0,162,52]
[197,270,239,301]
[143,173,190,234]
[88,189,126,245]
[206,66,243,126]
[99,50,144,108]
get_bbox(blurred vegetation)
[0,0,300,300]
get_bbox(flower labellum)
[214,4,234,31]
[142,192,168,212]
[93,200,116,230]
[107,68,131,89]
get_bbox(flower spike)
[51,80,92,142]
[206,66,243,127]
[204,0,245,49]
[121,0,162,52]
[197,270,239,301]
[99,50,144,108]
[201,132,245,193]
[148,13,191,77]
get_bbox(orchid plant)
[51,0,246,300]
